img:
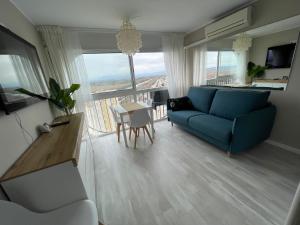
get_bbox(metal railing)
[86,88,168,136]
[207,75,234,86]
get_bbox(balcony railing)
[86,88,168,136]
[207,75,234,86]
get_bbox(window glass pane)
[83,53,132,93]
[132,52,167,90]
[206,51,218,80]
[218,51,237,77]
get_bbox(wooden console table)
[0,113,96,214]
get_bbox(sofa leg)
[227,151,231,157]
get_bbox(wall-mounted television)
[0,25,46,115]
[265,43,296,69]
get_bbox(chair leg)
[171,122,173,127]
[129,127,132,140]
[144,126,153,144]
[117,124,121,142]
[134,128,138,149]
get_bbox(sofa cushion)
[187,87,217,113]
[209,89,270,120]
[189,114,233,144]
[168,110,204,126]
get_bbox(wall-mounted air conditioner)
[205,7,252,40]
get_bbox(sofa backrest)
[209,89,271,120]
[187,87,217,113]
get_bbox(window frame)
[83,50,167,100]
[206,50,236,80]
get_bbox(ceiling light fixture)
[232,33,252,52]
[116,18,142,56]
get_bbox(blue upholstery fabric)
[189,114,233,144]
[231,105,276,153]
[167,87,276,154]
[209,89,270,120]
[179,125,230,151]
[167,110,204,126]
[187,87,217,113]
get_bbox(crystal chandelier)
[116,18,142,56]
[232,33,252,52]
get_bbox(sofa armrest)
[230,105,277,153]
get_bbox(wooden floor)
[92,120,300,225]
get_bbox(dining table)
[112,101,154,147]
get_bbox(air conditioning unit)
[205,7,252,40]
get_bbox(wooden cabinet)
[0,113,96,212]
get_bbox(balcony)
[85,88,168,136]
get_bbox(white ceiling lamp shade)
[116,18,142,56]
[232,33,252,51]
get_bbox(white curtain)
[10,55,45,94]
[192,44,207,86]
[235,50,248,85]
[37,25,100,134]
[162,33,187,98]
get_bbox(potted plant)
[247,61,267,82]
[16,78,80,116]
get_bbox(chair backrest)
[129,109,150,128]
[109,106,119,123]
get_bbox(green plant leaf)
[49,78,61,98]
[17,78,80,115]
[64,84,80,96]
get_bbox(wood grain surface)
[94,120,300,225]
[0,113,84,182]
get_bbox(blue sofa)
[167,87,276,154]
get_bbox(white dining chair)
[128,108,153,149]
[110,105,130,142]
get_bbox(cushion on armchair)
[189,114,233,144]
[167,96,194,111]
[209,90,270,120]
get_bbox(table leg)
[120,114,128,147]
[150,109,154,138]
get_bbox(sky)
[83,52,166,83]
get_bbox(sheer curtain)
[10,55,45,94]
[192,44,207,86]
[37,25,100,132]
[162,33,188,98]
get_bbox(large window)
[206,51,237,81]
[83,53,132,93]
[132,52,167,90]
[84,52,166,93]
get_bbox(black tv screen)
[0,25,46,115]
[265,43,296,69]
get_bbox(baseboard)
[265,139,300,155]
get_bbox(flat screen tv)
[0,25,46,115]
[265,43,296,69]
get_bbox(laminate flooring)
[92,120,300,225]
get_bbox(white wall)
[0,0,54,176]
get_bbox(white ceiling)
[11,0,252,32]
